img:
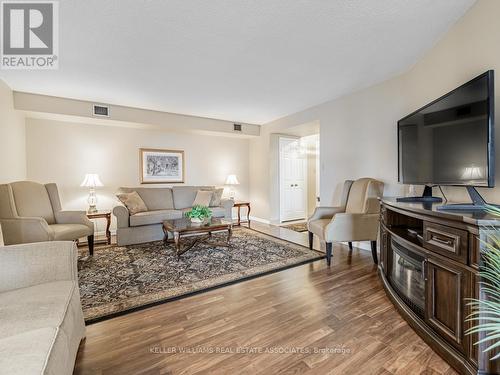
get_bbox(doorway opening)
[279,133,320,224]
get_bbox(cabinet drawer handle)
[431,235,453,246]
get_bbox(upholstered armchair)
[308,178,384,266]
[0,241,86,374]
[0,181,95,254]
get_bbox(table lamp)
[225,174,239,200]
[81,174,103,213]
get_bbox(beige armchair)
[0,181,95,254]
[308,178,384,266]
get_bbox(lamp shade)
[225,174,240,185]
[80,174,103,187]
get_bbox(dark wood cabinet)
[379,198,499,375]
[379,226,389,271]
[467,271,479,368]
[425,256,468,353]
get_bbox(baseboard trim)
[248,216,270,224]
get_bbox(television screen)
[398,71,494,187]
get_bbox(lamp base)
[228,187,236,200]
[87,205,98,214]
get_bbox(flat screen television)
[397,70,495,210]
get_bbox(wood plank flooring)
[74,222,456,375]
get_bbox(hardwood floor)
[74,222,456,375]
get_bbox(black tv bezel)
[397,70,495,188]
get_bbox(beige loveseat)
[113,186,234,246]
[0,241,86,375]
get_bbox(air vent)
[93,104,109,117]
[233,123,242,132]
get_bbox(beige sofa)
[113,186,234,246]
[0,181,95,254]
[308,178,384,266]
[0,241,86,375]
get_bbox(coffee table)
[162,217,233,258]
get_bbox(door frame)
[278,135,308,223]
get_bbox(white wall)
[250,0,500,221]
[0,80,26,182]
[26,118,249,232]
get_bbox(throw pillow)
[209,188,224,207]
[116,191,148,215]
[192,190,213,207]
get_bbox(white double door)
[279,137,307,222]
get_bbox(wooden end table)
[162,217,233,258]
[86,211,112,245]
[234,201,251,226]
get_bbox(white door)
[279,137,307,222]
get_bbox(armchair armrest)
[325,213,380,242]
[308,206,345,222]
[113,205,130,228]
[220,198,234,220]
[55,210,94,232]
[0,217,54,245]
[0,241,77,292]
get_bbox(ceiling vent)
[233,123,242,132]
[93,104,110,117]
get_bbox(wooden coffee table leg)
[227,226,233,245]
[174,231,181,257]
[162,226,169,245]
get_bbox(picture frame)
[140,148,185,184]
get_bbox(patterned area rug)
[282,222,308,233]
[78,228,323,322]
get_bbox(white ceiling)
[0,0,475,124]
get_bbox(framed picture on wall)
[140,148,185,184]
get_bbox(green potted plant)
[466,205,500,361]
[185,205,212,223]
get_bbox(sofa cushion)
[118,187,174,210]
[0,281,75,338]
[129,209,183,227]
[51,224,93,241]
[0,279,85,375]
[10,181,55,224]
[117,191,148,215]
[0,327,61,375]
[172,186,213,209]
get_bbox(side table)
[86,211,112,245]
[234,201,251,226]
